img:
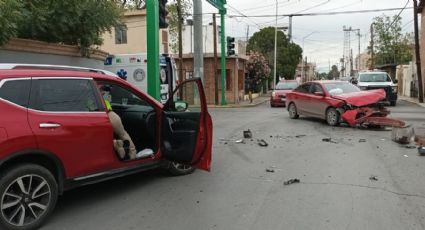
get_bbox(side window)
[166,80,201,113]
[294,83,311,93]
[31,79,101,112]
[0,79,31,107]
[310,84,324,94]
[99,82,151,108]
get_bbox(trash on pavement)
[322,138,338,144]
[219,138,245,143]
[403,155,409,158]
[266,168,275,173]
[235,139,245,144]
[295,135,306,138]
[391,125,414,144]
[284,178,300,185]
[369,176,378,181]
[258,139,268,147]
[359,139,367,143]
[243,129,253,138]
[414,127,425,147]
[404,145,417,149]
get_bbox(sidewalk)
[208,94,271,108]
[399,96,425,108]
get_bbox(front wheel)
[0,164,58,230]
[326,108,340,126]
[167,162,196,176]
[288,103,299,119]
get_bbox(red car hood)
[331,89,386,106]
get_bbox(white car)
[355,71,398,106]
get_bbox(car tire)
[390,101,396,106]
[167,162,196,176]
[326,108,340,126]
[288,103,299,119]
[0,164,58,230]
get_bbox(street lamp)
[301,31,319,82]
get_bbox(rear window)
[0,79,31,107]
[358,73,391,82]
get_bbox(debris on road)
[235,139,245,144]
[243,129,253,138]
[403,155,409,158]
[391,125,414,144]
[418,147,425,155]
[369,176,378,181]
[266,168,275,173]
[258,139,268,147]
[359,139,367,143]
[322,138,338,144]
[219,138,245,144]
[295,135,306,138]
[284,178,300,185]
[404,145,416,149]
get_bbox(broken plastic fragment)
[257,139,268,147]
[284,178,300,185]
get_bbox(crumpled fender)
[331,89,386,107]
[341,110,358,127]
[341,107,405,127]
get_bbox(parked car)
[285,80,404,127]
[270,80,299,107]
[354,71,398,106]
[0,64,212,230]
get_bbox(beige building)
[356,53,371,71]
[100,10,169,54]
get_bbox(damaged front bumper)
[340,106,405,128]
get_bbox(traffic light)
[159,0,168,29]
[227,36,235,56]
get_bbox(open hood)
[331,89,386,107]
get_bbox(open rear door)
[161,78,212,171]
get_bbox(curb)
[399,96,425,108]
[208,98,270,108]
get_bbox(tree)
[0,0,22,45]
[369,14,413,66]
[167,0,192,53]
[117,0,146,9]
[246,51,271,93]
[0,0,123,55]
[327,65,340,80]
[247,27,302,83]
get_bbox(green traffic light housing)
[227,36,235,56]
[159,0,168,28]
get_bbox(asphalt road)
[43,100,425,230]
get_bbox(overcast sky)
[199,0,415,73]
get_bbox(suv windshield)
[358,73,391,82]
[276,82,298,90]
[323,82,360,95]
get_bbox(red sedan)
[285,81,405,127]
[270,80,299,107]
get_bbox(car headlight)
[392,86,397,93]
[272,91,276,97]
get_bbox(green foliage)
[0,0,22,45]
[369,14,413,66]
[247,27,302,82]
[246,51,271,93]
[117,0,146,9]
[167,0,192,53]
[0,0,123,54]
[327,65,339,80]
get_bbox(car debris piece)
[235,139,245,144]
[266,168,275,173]
[369,176,378,181]
[391,126,414,144]
[341,106,406,128]
[243,129,253,138]
[403,155,408,158]
[419,147,425,155]
[359,139,367,143]
[284,178,300,185]
[257,139,268,147]
[322,138,338,144]
[295,135,306,138]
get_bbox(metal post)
[413,0,424,102]
[357,29,360,71]
[289,16,292,42]
[213,13,219,105]
[273,0,278,89]
[146,0,160,100]
[370,23,374,69]
[193,0,203,83]
[177,0,184,86]
[220,10,227,105]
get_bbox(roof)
[0,69,118,81]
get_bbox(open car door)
[161,78,212,171]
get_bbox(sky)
[199,0,415,73]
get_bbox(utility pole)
[413,0,424,102]
[220,9,227,105]
[370,23,374,69]
[288,16,293,42]
[177,0,183,87]
[246,25,249,41]
[273,0,278,89]
[213,13,219,105]
[193,0,204,83]
[146,0,160,100]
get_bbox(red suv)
[0,64,212,230]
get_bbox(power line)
[388,0,410,29]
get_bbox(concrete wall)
[0,38,108,69]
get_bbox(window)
[0,79,31,107]
[294,83,311,93]
[115,25,127,44]
[99,82,151,108]
[310,84,324,94]
[31,79,100,112]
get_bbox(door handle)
[39,123,61,128]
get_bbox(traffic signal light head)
[159,0,168,29]
[227,36,235,56]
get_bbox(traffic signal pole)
[220,9,227,105]
[146,0,160,101]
